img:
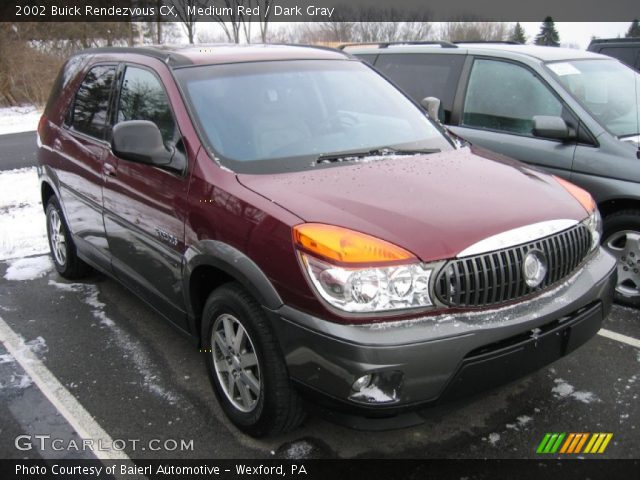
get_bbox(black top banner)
[1,0,639,22]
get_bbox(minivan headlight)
[554,176,601,251]
[300,253,433,312]
[584,208,602,251]
[293,223,434,313]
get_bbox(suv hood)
[237,147,589,262]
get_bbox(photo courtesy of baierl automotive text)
[0,0,638,479]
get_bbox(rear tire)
[45,197,91,280]
[202,283,306,437]
[602,210,640,308]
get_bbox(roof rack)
[453,41,523,45]
[339,41,458,50]
[72,46,193,67]
[588,37,640,45]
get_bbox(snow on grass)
[4,255,52,281]
[0,167,48,261]
[48,279,180,405]
[0,105,41,135]
[552,378,598,404]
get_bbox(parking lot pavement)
[0,256,638,460]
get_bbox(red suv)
[37,45,616,437]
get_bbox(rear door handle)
[103,163,116,177]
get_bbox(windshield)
[174,60,452,173]
[547,59,640,138]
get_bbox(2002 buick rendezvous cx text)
[37,45,616,437]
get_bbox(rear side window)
[71,65,117,139]
[116,66,176,144]
[462,59,562,135]
[373,54,465,122]
[598,47,639,69]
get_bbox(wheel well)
[41,182,55,211]
[598,198,640,218]
[189,265,234,340]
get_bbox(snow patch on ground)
[0,167,48,261]
[552,378,598,404]
[0,105,41,135]
[0,353,16,364]
[283,441,314,459]
[4,255,52,281]
[517,415,532,427]
[48,280,179,404]
[486,433,500,446]
[0,373,33,391]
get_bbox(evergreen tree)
[510,22,527,44]
[534,17,560,47]
[626,19,640,38]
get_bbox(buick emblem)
[523,249,548,288]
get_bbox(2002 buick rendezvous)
[37,45,616,437]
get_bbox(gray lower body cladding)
[267,248,617,415]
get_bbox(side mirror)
[532,116,575,141]
[112,120,172,166]
[420,96,443,123]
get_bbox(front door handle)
[103,163,116,177]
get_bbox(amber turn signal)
[293,223,415,264]
[554,176,596,213]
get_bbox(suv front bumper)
[266,248,617,415]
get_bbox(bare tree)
[440,22,512,42]
[175,0,209,44]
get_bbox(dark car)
[349,42,640,307]
[588,38,640,72]
[37,45,616,437]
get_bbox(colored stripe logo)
[536,433,613,454]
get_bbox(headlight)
[554,176,601,251]
[584,208,602,251]
[293,223,434,313]
[300,253,433,312]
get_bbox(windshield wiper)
[315,147,441,164]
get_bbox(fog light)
[352,374,373,392]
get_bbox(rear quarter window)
[373,53,465,123]
[69,65,117,140]
[597,46,639,69]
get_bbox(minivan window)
[71,65,117,139]
[463,59,563,135]
[373,54,465,123]
[597,47,638,69]
[174,60,452,174]
[548,59,640,138]
[117,67,177,144]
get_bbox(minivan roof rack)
[339,41,458,50]
[589,37,640,45]
[453,41,522,45]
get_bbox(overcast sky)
[521,22,631,49]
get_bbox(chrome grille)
[435,224,591,307]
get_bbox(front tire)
[603,210,640,308]
[202,283,306,437]
[45,197,90,279]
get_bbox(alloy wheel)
[48,208,67,266]
[211,313,261,413]
[604,230,640,298]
